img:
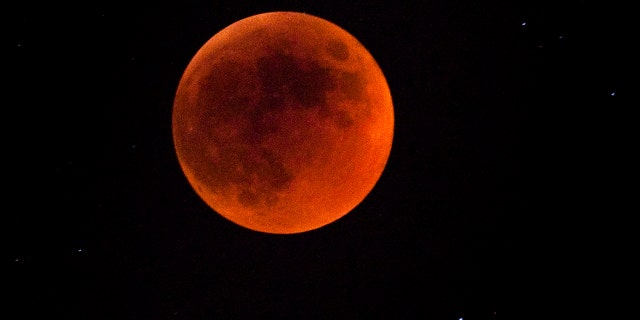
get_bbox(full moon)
[172,12,394,234]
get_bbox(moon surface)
[172,12,394,234]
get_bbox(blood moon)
[172,12,394,234]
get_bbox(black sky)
[8,1,629,319]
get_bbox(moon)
[172,12,394,234]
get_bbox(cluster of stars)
[457,310,497,320]
[13,248,85,264]
[519,18,619,98]
[520,19,566,49]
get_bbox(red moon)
[172,12,394,234]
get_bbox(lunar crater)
[234,147,294,209]
[327,39,350,61]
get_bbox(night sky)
[9,1,629,319]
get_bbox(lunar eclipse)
[172,11,394,234]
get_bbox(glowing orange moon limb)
[172,11,394,234]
